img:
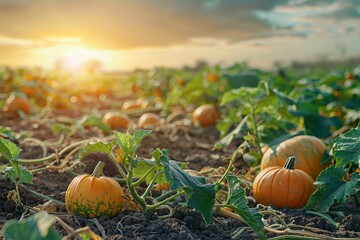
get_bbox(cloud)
[0,0,288,50]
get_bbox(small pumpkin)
[260,135,327,180]
[254,156,315,209]
[122,99,148,111]
[138,113,161,129]
[192,104,220,128]
[3,94,31,117]
[65,161,124,218]
[102,112,131,130]
[206,73,219,83]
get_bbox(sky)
[0,0,360,71]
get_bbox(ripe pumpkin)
[102,112,131,130]
[253,156,315,209]
[260,135,327,180]
[4,95,31,117]
[138,113,161,129]
[122,99,148,111]
[192,104,220,128]
[65,161,124,218]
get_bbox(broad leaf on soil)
[2,211,62,240]
[225,175,265,240]
[159,149,217,223]
[331,123,360,167]
[305,165,360,212]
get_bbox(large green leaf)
[331,123,360,167]
[305,165,360,212]
[75,140,116,161]
[2,211,62,240]
[159,149,216,223]
[0,138,21,163]
[225,175,265,240]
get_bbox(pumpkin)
[4,95,31,117]
[206,73,219,83]
[65,161,124,218]
[192,104,220,128]
[260,135,327,180]
[138,113,161,129]
[102,112,131,130]
[253,156,315,209]
[122,99,148,111]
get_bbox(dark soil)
[1,107,360,240]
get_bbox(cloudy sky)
[0,0,360,70]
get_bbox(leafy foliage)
[159,149,217,223]
[305,165,360,212]
[225,175,265,240]
[0,138,33,184]
[331,123,360,167]
[2,211,62,240]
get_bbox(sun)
[56,46,105,72]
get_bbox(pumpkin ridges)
[260,135,327,180]
[65,161,124,218]
[254,156,316,209]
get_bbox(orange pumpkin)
[260,135,327,180]
[192,104,221,128]
[4,95,31,117]
[254,156,315,209]
[65,161,124,218]
[122,99,148,111]
[102,112,131,130]
[206,73,219,83]
[138,113,161,129]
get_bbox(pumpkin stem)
[284,156,296,170]
[91,161,105,178]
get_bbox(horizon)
[1,0,360,71]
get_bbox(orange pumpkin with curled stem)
[260,135,327,180]
[254,156,315,209]
[65,161,124,218]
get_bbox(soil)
[1,105,360,240]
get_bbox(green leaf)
[214,116,248,149]
[5,166,17,182]
[159,150,216,223]
[331,124,360,167]
[50,123,68,135]
[223,72,260,89]
[225,175,265,239]
[132,158,160,184]
[114,129,151,154]
[18,166,33,184]
[75,140,116,161]
[0,138,21,163]
[0,126,17,142]
[79,116,112,134]
[305,165,360,212]
[2,211,62,240]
